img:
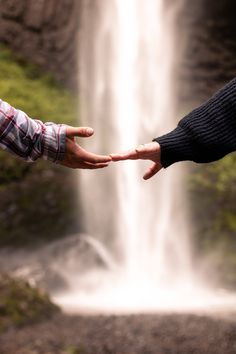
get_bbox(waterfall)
[54,0,229,313]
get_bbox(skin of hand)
[110,142,162,180]
[59,126,111,169]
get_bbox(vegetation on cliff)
[0,46,77,331]
[0,273,60,333]
[190,154,236,287]
[0,45,78,247]
[0,45,77,185]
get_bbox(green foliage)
[0,45,77,186]
[65,346,87,354]
[0,273,60,332]
[190,153,236,287]
[0,45,77,124]
[0,161,79,248]
[0,150,30,184]
[0,49,74,336]
[0,46,79,248]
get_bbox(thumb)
[66,126,94,138]
[143,162,162,180]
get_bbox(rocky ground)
[0,312,236,354]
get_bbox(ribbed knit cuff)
[153,126,196,168]
[154,78,236,168]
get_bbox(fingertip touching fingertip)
[109,154,119,161]
[136,145,144,153]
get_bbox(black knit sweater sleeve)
[154,78,236,168]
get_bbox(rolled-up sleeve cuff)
[42,123,67,163]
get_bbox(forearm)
[0,99,66,162]
[154,78,236,167]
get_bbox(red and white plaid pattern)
[0,99,66,163]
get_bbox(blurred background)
[0,0,236,346]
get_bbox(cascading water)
[53,0,236,313]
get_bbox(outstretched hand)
[60,126,111,169]
[110,142,162,180]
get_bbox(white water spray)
[54,0,236,313]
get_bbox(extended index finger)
[80,150,112,163]
[110,148,139,161]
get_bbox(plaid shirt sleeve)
[0,99,66,163]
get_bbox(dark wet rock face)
[0,0,235,96]
[180,0,236,104]
[0,0,80,90]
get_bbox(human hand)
[59,126,111,169]
[110,142,162,180]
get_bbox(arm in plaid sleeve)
[0,99,66,163]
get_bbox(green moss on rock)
[190,153,236,288]
[0,45,77,187]
[0,273,60,332]
[0,45,79,247]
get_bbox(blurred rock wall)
[0,0,236,97]
[180,0,236,104]
[0,0,80,90]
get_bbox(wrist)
[42,123,67,163]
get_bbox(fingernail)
[86,128,94,135]
[136,145,143,152]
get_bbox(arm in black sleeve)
[154,78,236,168]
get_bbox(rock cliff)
[181,0,236,103]
[0,0,80,90]
[0,0,236,98]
